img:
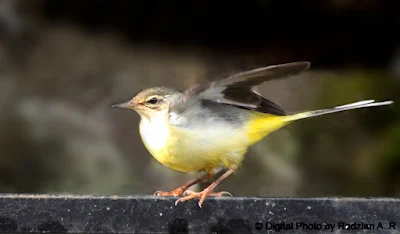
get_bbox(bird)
[112,61,393,207]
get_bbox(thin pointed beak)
[112,101,134,109]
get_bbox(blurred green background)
[0,0,399,197]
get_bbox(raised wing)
[170,61,311,116]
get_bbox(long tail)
[282,99,394,122]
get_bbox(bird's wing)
[169,61,311,116]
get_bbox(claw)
[174,189,233,207]
[174,199,181,206]
[153,173,214,197]
[154,191,161,196]
[172,169,235,207]
[218,191,233,197]
[182,190,196,196]
[182,189,231,197]
[153,187,185,197]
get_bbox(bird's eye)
[147,97,158,104]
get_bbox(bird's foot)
[174,189,232,207]
[154,187,185,197]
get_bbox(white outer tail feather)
[284,99,394,122]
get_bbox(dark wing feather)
[170,61,310,116]
[221,87,287,115]
[217,61,310,89]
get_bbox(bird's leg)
[175,169,234,207]
[154,173,213,197]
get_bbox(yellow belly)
[139,111,288,173]
[245,112,289,144]
[139,116,249,173]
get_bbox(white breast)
[139,115,170,153]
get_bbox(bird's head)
[112,86,181,120]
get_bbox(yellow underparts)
[141,112,303,174]
[245,111,292,145]
[148,124,249,174]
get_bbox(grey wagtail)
[112,61,393,207]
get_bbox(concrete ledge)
[0,195,399,233]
